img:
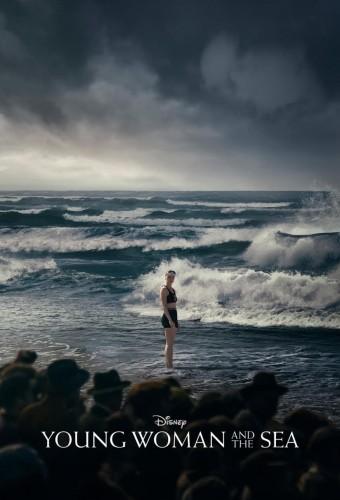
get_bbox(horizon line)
[0,189,331,193]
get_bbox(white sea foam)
[0,208,49,215]
[0,257,57,284]
[144,227,256,251]
[63,208,154,222]
[220,204,292,214]
[124,258,340,329]
[243,192,340,268]
[0,194,155,202]
[0,228,148,253]
[221,202,292,208]
[245,222,340,268]
[102,195,154,201]
[64,210,246,227]
[64,206,87,212]
[166,199,292,208]
[0,196,24,203]
[0,226,255,254]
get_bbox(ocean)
[0,190,340,420]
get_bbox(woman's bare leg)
[164,327,177,368]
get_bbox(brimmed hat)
[241,372,288,398]
[87,369,130,396]
[47,359,89,392]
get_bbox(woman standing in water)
[160,270,179,368]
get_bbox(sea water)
[0,191,339,419]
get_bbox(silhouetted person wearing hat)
[1,347,340,500]
[18,359,90,499]
[19,359,89,442]
[235,372,288,435]
[80,369,130,431]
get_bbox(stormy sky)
[0,0,339,190]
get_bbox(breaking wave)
[166,199,292,209]
[0,208,50,215]
[0,226,256,254]
[245,227,340,270]
[124,258,340,329]
[63,208,155,222]
[0,196,24,203]
[0,228,147,253]
[64,210,247,228]
[0,257,57,284]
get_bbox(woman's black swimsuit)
[161,286,178,328]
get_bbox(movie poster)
[0,1,339,499]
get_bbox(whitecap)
[64,206,87,212]
[0,196,24,203]
[166,199,292,208]
[0,208,50,215]
[64,210,247,228]
[0,226,255,254]
[124,257,340,329]
[0,256,57,284]
[245,225,340,268]
[63,208,154,222]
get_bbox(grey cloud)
[0,0,339,189]
[1,48,337,191]
[0,13,26,61]
[201,34,321,113]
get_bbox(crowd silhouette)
[0,349,339,500]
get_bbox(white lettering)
[109,431,126,448]
[41,431,55,448]
[132,431,154,448]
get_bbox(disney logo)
[153,415,187,429]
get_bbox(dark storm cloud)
[0,0,339,189]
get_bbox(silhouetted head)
[185,419,221,450]
[241,450,291,498]
[308,427,340,470]
[191,391,225,420]
[241,372,288,419]
[88,369,130,411]
[284,408,330,448]
[15,350,38,365]
[124,380,171,422]
[167,386,193,421]
[46,359,89,396]
[0,444,47,498]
